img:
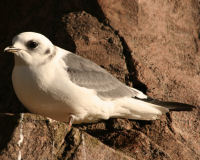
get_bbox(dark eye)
[26,40,38,49]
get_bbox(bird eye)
[26,40,38,49]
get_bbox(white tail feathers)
[111,97,169,120]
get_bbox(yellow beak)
[4,46,21,53]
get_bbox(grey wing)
[64,53,141,99]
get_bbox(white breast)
[12,62,74,121]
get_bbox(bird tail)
[110,97,195,120]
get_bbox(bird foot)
[67,114,75,130]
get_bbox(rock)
[0,113,134,160]
[98,0,200,102]
[0,113,69,159]
[96,0,200,159]
[62,11,127,82]
[0,0,199,160]
[66,128,134,160]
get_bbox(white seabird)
[4,32,194,125]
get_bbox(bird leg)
[68,114,75,128]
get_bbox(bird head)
[4,32,55,65]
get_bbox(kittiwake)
[4,32,194,125]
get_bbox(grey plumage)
[64,53,195,111]
[64,53,138,99]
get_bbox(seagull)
[4,32,194,125]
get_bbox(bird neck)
[14,55,27,66]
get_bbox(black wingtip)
[138,97,196,111]
[164,102,195,111]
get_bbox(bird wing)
[63,53,143,99]
[62,52,194,114]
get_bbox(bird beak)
[4,46,21,53]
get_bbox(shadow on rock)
[0,114,20,153]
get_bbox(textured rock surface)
[0,113,67,160]
[99,0,200,102]
[0,113,133,160]
[0,0,199,160]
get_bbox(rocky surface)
[0,114,133,160]
[0,0,200,160]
